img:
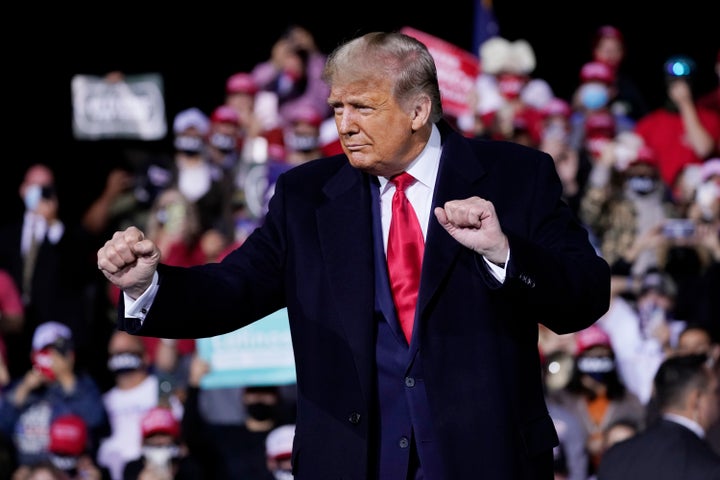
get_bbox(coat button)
[398,436,409,448]
[348,412,361,424]
[404,377,415,387]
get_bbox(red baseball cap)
[575,325,612,355]
[580,61,615,85]
[49,414,87,456]
[226,72,258,95]
[210,105,240,125]
[141,407,180,439]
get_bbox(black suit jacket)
[0,216,95,377]
[121,122,611,479]
[598,419,720,480]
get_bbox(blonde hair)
[323,31,444,124]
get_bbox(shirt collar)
[662,412,705,438]
[378,123,442,192]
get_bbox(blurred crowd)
[0,23,719,480]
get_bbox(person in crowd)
[543,359,590,480]
[666,158,720,341]
[250,25,331,129]
[80,165,138,241]
[568,60,635,155]
[461,35,552,146]
[599,268,686,404]
[537,97,588,216]
[224,72,263,140]
[0,322,109,471]
[583,417,641,479]
[122,406,202,480]
[0,164,96,379]
[674,323,720,363]
[597,353,720,479]
[223,71,285,163]
[181,354,290,479]
[143,188,205,269]
[97,31,611,479]
[96,330,183,480]
[579,131,679,277]
[550,324,645,477]
[44,414,110,480]
[204,105,241,172]
[589,25,649,121]
[264,423,295,480]
[634,54,720,191]
[168,108,234,235]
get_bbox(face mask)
[209,132,236,153]
[246,403,277,421]
[579,83,609,110]
[273,469,294,480]
[142,445,179,467]
[497,74,526,99]
[577,355,615,383]
[178,165,211,203]
[24,184,42,211]
[49,453,78,474]
[174,135,205,155]
[107,352,144,375]
[284,132,319,152]
[32,348,56,381]
[627,175,657,195]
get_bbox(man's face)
[327,75,426,178]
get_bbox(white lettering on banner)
[71,73,167,140]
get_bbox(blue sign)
[196,308,296,389]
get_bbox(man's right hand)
[97,226,161,300]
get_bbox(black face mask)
[209,132,236,153]
[577,355,615,383]
[246,403,277,421]
[627,175,657,195]
[49,453,78,476]
[107,352,144,375]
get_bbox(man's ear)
[411,95,432,131]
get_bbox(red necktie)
[387,172,424,343]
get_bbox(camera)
[662,219,695,239]
[40,185,56,199]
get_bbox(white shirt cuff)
[124,271,160,321]
[484,250,510,283]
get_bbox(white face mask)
[24,184,42,211]
[272,469,294,480]
[142,445,178,467]
[178,163,211,202]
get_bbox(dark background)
[4,1,718,225]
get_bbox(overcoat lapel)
[316,164,376,401]
[418,130,489,322]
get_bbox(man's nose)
[336,110,357,135]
